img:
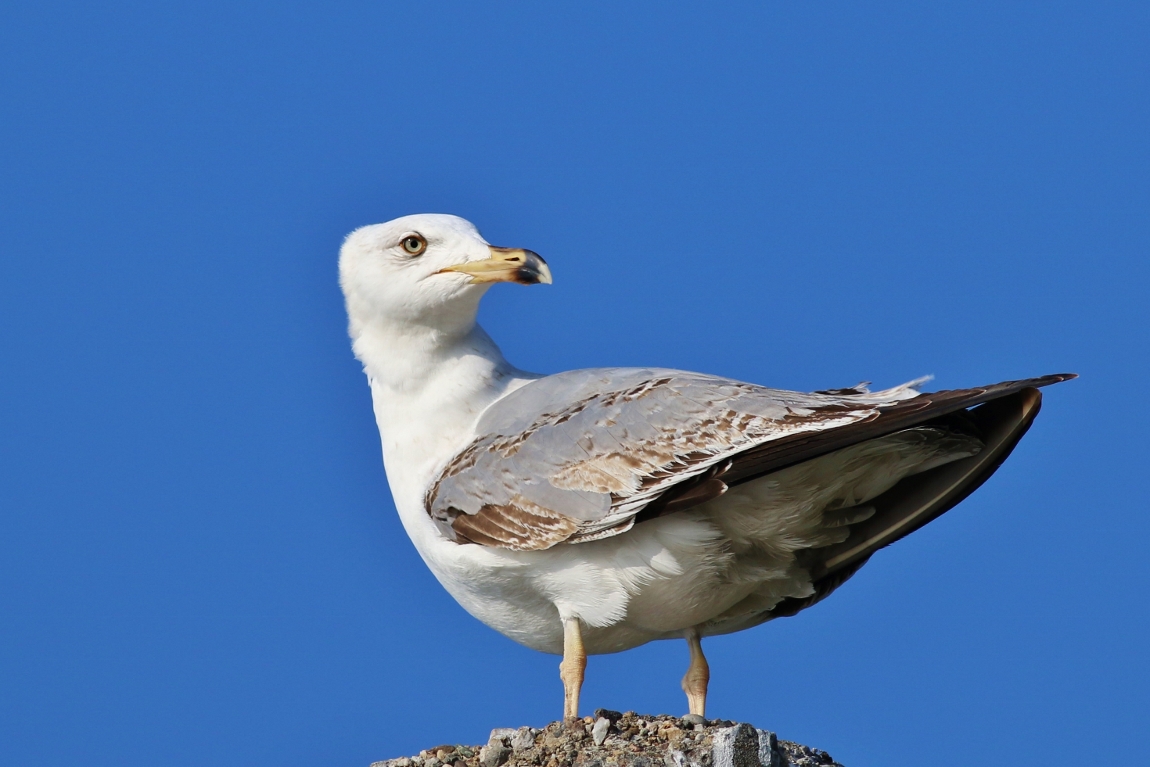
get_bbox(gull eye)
[401,234,427,256]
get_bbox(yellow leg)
[681,627,710,717]
[559,616,587,720]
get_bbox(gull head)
[340,213,551,337]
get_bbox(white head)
[339,213,551,340]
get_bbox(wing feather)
[425,369,1074,551]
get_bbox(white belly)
[398,501,776,655]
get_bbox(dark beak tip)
[523,250,551,285]
[514,267,545,285]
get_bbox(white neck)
[351,318,537,507]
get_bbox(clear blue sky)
[1,3,1146,766]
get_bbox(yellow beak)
[438,246,552,285]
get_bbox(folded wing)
[424,368,1073,553]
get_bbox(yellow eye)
[401,234,427,256]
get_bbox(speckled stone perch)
[370,712,843,767]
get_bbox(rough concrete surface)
[370,711,843,767]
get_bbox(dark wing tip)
[891,372,1076,412]
[1036,372,1078,385]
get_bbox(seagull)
[339,213,1073,721]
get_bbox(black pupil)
[406,238,419,251]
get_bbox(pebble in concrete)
[479,726,517,767]
[509,727,536,752]
[591,717,611,746]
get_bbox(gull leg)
[681,626,710,717]
[559,616,586,720]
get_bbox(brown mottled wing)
[428,367,897,550]
[425,367,1074,551]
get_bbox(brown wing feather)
[451,501,578,551]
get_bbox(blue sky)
[1,3,1147,766]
